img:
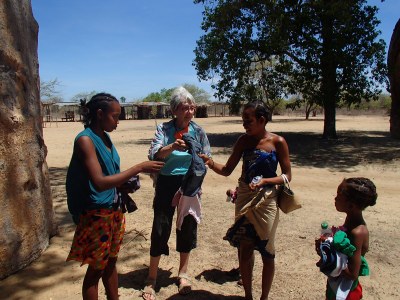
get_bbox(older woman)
[142,87,211,300]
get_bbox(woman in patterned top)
[143,87,211,300]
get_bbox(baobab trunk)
[388,18,400,139]
[0,0,56,279]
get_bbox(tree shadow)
[118,267,243,299]
[119,267,174,291]
[117,138,153,146]
[284,130,400,171]
[48,167,75,229]
[208,132,242,148]
[270,117,322,123]
[0,241,80,298]
[165,291,244,300]
[219,119,243,125]
[195,267,240,285]
[0,167,82,298]
[217,116,321,125]
[206,130,400,171]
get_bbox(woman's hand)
[249,182,258,190]
[172,139,187,151]
[198,153,212,167]
[249,178,266,190]
[155,140,187,160]
[137,161,165,173]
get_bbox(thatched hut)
[133,102,170,120]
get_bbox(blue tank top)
[160,125,194,175]
[241,149,278,184]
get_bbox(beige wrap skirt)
[225,179,279,256]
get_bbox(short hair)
[341,177,377,210]
[80,93,119,128]
[243,101,271,122]
[170,86,196,113]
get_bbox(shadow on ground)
[207,130,400,172]
[165,291,244,300]
[195,267,240,285]
[119,267,243,300]
[48,167,75,229]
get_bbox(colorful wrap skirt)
[66,208,125,270]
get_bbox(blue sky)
[31,0,400,102]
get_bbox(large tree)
[182,83,211,103]
[388,18,400,139]
[194,0,387,138]
[0,0,55,278]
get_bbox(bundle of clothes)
[316,227,369,300]
[118,175,141,213]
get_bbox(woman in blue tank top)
[66,93,163,300]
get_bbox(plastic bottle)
[320,221,332,238]
[251,175,262,185]
[250,176,262,191]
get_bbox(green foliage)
[120,96,126,103]
[194,0,388,138]
[378,94,392,110]
[160,88,175,102]
[347,93,391,110]
[182,83,211,103]
[142,84,210,103]
[142,92,163,102]
[286,95,322,119]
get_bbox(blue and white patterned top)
[148,119,211,176]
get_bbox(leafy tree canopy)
[142,84,211,104]
[182,83,211,104]
[194,0,387,138]
[142,92,163,102]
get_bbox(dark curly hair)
[243,101,272,123]
[80,93,119,128]
[341,177,377,210]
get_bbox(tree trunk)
[323,95,337,138]
[320,3,337,139]
[0,0,56,279]
[388,18,400,139]
[305,102,311,120]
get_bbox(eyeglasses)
[180,104,196,112]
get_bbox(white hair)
[170,86,196,112]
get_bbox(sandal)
[142,278,156,300]
[177,273,192,295]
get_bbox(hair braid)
[80,93,118,128]
[342,177,377,209]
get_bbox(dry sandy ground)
[1,114,399,300]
